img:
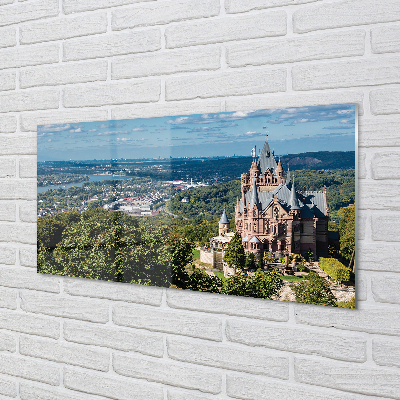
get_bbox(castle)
[233,133,329,258]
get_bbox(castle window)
[253,210,257,217]
[264,221,270,233]
[300,224,304,234]
[274,207,279,219]
[253,224,257,232]
[245,223,248,230]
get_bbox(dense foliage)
[223,232,245,271]
[319,257,351,282]
[38,173,89,187]
[291,271,337,307]
[338,204,355,260]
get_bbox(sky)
[37,103,356,161]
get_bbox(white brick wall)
[0,0,399,399]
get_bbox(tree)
[244,252,256,270]
[291,271,337,307]
[338,204,355,261]
[223,232,245,272]
[221,269,283,299]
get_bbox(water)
[37,174,133,193]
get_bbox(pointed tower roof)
[249,177,261,209]
[286,165,291,185]
[257,136,278,175]
[290,176,301,210]
[219,209,229,224]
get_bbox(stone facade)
[235,135,329,258]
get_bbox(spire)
[249,176,261,209]
[257,134,278,175]
[290,176,301,210]
[219,209,229,224]
[286,164,291,185]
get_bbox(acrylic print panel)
[37,103,357,308]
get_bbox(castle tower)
[219,209,230,235]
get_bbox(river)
[37,174,133,193]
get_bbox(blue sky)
[37,103,356,161]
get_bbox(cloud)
[98,130,129,136]
[38,123,71,133]
[132,127,147,132]
[97,122,125,129]
[70,127,82,133]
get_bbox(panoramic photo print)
[37,104,357,308]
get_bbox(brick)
[358,151,366,179]
[111,100,222,120]
[167,390,216,400]
[0,330,15,353]
[0,308,59,338]
[20,13,108,45]
[373,337,400,368]
[20,60,108,89]
[64,0,157,14]
[166,11,286,48]
[112,47,221,79]
[0,43,59,70]
[292,56,400,91]
[166,68,286,101]
[0,222,36,244]
[0,157,15,177]
[20,383,112,400]
[358,242,399,272]
[19,157,37,179]
[371,24,400,54]
[0,0,13,5]
[64,320,164,357]
[357,274,367,302]
[167,289,289,321]
[0,88,59,113]
[0,267,59,292]
[295,357,400,399]
[0,353,59,385]
[64,367,164,400]
[20,335,109,372]
[370,88,400,115]
[372,213,400,241]
[0,70,16,91]
[20,292,109,323]
[359,117,400,147]
[64,29,160,61]
[0,0,59,27]
[64,80,160,108]
[0,26,16,49]
[372,152,400,179]
[359,182,400,210]
[167,336,289,379]
[226,91,364,115]
[0,115,17,133]
[226,373,368,400]
[371,275,400,305]
[295,303,400,336]
[19,201,37,222]
[113,353,222,394]
[21,109,109,132]
[20,246,37,268]
[113,303,222,341]
[65,278,163,305]
[0,377,17,399]
[226,319,366,362]
[0,244,16,262]
[227,30,365,67]
[358,210,366,240]
[0,180,36,199]
[293,0,400,33]
[112,0,219,30]
[0,287,17,309]
[226,0,318,13]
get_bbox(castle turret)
[249,176,261,210]
[219,209,230,235]
[276,159,284,180]
[290,176,301,211]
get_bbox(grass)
[192,249,200,259]
[213,270,227,281]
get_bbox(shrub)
[338,297,355,309]
[296,264,309,273]
[291,271,337,307]
[319,257,351,282]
